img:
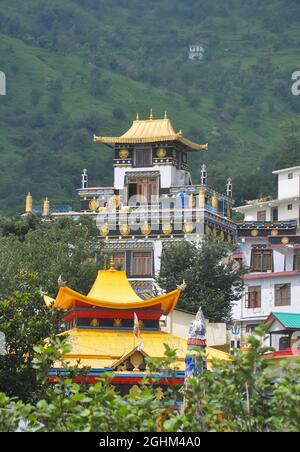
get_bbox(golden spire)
[149,108,154,120]
[136,112,139,120]
[43,197,50,217]
[25,192,33,214]
[164,111,168,119]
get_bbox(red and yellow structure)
[45,260,230,394]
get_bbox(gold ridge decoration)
[141,222,151,236]
[130,351,143,371]
[183,223,193,234]
[108,194,121,211]
[99,224,109,237]
[155,387,164,400]
[120,224,131,236]
[119,148,129,159]
[89,197,98,212]
[156,147,166,158]
[162,223,173,235]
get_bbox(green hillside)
[0,0,300,212]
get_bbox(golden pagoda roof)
[50,268,180,314]
[55,328,230,371]
[93,114,208,151]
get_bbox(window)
[288,204,293,210]
[288,173,293,179]
[247,286,261,308]
[115,253,125,271]
[134,148,152,167]
[271,207,278,221]
[294,251,300,271]
[251,248,273,272]
[132,252,153,276]
[257,210,266,221]
[275,283,291,306]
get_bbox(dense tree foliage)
[0,216,101,401]
[0,328,299,432]
[157,237,247,321]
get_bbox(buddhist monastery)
[28,111,237,299]
[46,259,229,393]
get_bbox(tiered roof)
[93,113,208,151]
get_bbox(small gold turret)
[43,197,50,217]
[136,112,139,120]
[212,191,218,210]
[25,192,33,214]
[149,108,154,120]
[198,187,206,208]
[164,111,168,119]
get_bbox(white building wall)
[277,169,300,200]
[232,275,300,323]
[166,309,227,346]
[114,164,191,192]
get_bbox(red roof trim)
[244,271,300,280]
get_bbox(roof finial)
[43,197,50,217]
[25,192,33,214]
[136,112,139,120]
[149,108,154,120]
[164,111,168,119]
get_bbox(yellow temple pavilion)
[46,261,229,392]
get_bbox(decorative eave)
[93,115,208,152]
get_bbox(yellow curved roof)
[53,269,180,314]
[56,328,230,371]
[94,117,208,152]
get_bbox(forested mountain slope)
[0,0,300,212]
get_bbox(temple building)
[26,111,237,297]
[45,260,229,394]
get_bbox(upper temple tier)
[93,112,208,152]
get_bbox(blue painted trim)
[49,369,185,378]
